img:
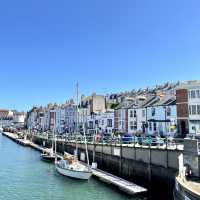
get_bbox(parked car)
[143,135,164,146]
[122,134,138,144]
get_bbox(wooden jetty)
[92,168,147,196]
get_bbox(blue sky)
[0,0,200,111]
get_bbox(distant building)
[13,112,26,127]
[0,109,14,127]
[0,109,13,119]
[90,93,106,114]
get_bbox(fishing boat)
[55,83,92,180]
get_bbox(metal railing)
[27,131,184,151]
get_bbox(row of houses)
[0,109,26,128]
[26,94,114,135]
[26,80,200,137]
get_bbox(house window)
[130,121,134,130]
[107,119,112,127]
[166,107,171,116]
[149,122,152,131]
[153,122,157,131]
[89,121,93,129]
[197,90,200,98]
[192,105,196,115]
[191,90,196,98]
[189,105,192,115]
[197,105,200,115]
[130,110,133,118]
[151,108,155,116]
[134,121,137,130]
[142,110,145,117]
[134,110,137,118]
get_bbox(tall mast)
[54,112,57,163]
[76,82,79,135]
[83,117,90,168]
[75,82,79,157]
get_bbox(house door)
[181,120,187,137]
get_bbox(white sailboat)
[55,83,92,180]
[55,151,92,180]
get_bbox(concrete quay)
[2,132,147,197]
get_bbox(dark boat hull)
[41,154,56,162]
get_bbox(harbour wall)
[32,136,182,200]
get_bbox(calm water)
[0,134,143,200]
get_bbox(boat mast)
[83,112,90,168]
[75,82,79,158]
[54,114,57,163]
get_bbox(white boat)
[55,153,92,180]
[55,83,92,180]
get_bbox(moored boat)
[41,149,57,162]
[55,83,92,180]
[55,153,92,180]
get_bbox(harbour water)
[0,134,144,200]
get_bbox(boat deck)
[176,176,200,197]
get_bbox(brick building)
[176,81,200,137]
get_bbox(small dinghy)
[41,148,56,162]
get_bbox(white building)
[55,106,65,134]
[127,96,153,135]
[87,111,114,135]
[64,103,77,134]
[27,107,38,130]
[13,112,26,127]
[146,95,177,136]
[128,105,146,135]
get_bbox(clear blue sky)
[0,0,200,111]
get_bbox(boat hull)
[55,165,92,180]
[41,154,56,162]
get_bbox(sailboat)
[41,130,57,162]
[55,83,92,180]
